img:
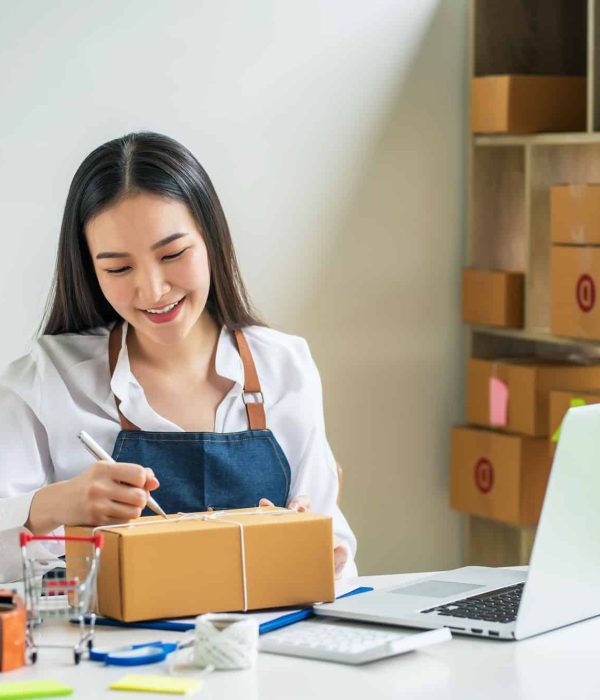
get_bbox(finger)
[110,462,148,488]
[334,543,348,579]
[144,467,160,491]
[259,498,275,507]
[104,501,144,523]
[288,495,310,512]
[107,482,149,509]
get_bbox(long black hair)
[41,131,263,335]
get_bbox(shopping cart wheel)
[29,650,38,665]
[74,650,82,665]
[87,638,93,650]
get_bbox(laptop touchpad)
[389,581,485,599]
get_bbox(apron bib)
[107,323,291,514]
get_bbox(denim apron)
[107,323,291,515]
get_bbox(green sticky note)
[0,680,73,699]
[552,397,588,443]
[109,674,203,695]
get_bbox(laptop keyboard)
[422,582,524,624]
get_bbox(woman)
[0,132,356,582]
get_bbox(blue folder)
[75,586,373,635]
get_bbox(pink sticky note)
[489,377,509,426]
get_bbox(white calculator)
[259,620,451,664]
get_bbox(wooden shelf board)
[474,132,600,147]
[469,324,600,347]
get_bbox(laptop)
[316,404,600,640]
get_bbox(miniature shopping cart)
[20,532,103,664]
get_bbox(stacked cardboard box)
[462,268,524,328]
[451,358,600,527]
[551,185,600,340]
[471,75,586,134]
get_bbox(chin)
[146,323,194,344]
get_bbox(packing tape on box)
[93,507,296,612]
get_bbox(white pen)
[78,430,168,519]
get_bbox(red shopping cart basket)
[20,532,103,664]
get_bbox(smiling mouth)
[143,297,185,315]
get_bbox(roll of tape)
[194,613,258,670]
[0,590,26,672]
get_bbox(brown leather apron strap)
[108,321,140,431]
[233,329,267,431]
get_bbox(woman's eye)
[162,247,188,262]
[106,266,131,275]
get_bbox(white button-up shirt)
[0,322,357,582]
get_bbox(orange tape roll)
[0,590,26,672]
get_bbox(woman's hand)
[26,461,160,533]
[259,495,347,578]
[259,495,310,512]
[333,536,348,577]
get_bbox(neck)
[127,312,221,374]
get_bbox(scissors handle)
[90,641,178,665]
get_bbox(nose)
[135,266,171,308]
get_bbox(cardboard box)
[66,507,335,622]
[551,185,600,245]
[548,389,600,440]
[471,75,586,134]
[467,357,600,436]
[551,245,600,339]
[462,268,524,328]
[450,426,552,526]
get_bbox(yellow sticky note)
[109,675,203,695]
[0,680,73,699]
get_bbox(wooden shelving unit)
[464,0,600,565]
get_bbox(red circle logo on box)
[576,274,596,313]
[474,458,494,494]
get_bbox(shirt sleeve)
[286,340,358,578]
[0,385,59,582]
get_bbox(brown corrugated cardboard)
[550,245,600,339]
[450,426,552,526]
[467,357,600,437]
[462,268,524,328]
[551,185,600,245]
[66,507,335,622]
[548,389,600,440]
[471,75,586,134]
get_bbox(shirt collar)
[214,326,244,387]
[109,321,245,406]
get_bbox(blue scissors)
[89,641,180,666]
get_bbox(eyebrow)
[95,233,189,260]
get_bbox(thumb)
[333,536,348,579]
[288,495,311,512]
[144,467,160,491]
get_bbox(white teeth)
[145,300,180,314]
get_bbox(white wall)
[0,0,466,574]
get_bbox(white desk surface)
[3,572,599,700]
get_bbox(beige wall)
[0,0,466,573]
[295,3,468,574]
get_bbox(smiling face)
[85,192,212,345]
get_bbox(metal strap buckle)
[242,390,264,405]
